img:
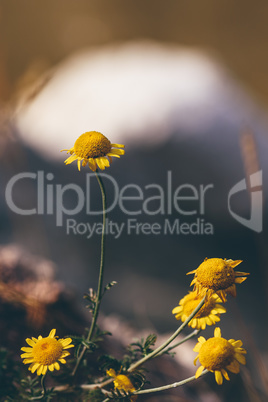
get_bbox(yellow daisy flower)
[107,368,137,401]
[21,329,74,376]
[193,327,246,385]
[61,131,125,171]
[172,291,226,330]
[187,258,249,302]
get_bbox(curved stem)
[128,296,206,372]
[29,374,46,400]
[134,369,208,395]
[41,375,46,396]
[72,170,107,376]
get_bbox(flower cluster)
[16,133,251,400]
[172,257,249,384]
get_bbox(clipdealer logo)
[228,170,263,233]
[5,171,214,236]
[4,170,263,237]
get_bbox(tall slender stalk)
[72,170,107,376]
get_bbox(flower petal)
[228,260,243,268]
[227,360,240,373]
[197,336,206,344]
[60,337,73,346]
[49,364,55,371]
[21,347,33,353]
[235,271,249,276]
[229,340,243,348]
[61,147,74,153]
[95,157,104,170]
[61,351,70,358]
[214,327,221,338]
[101,157,110,167]
[215,370,223,385]
[191,318,197,328]
[172,306,182,314]
[88,158,97,171]
[49,329,56,338]
[213,305,226,314]
[37,365,44,376]
[217,290,227,302]
[64,154,78,165]
[222,369,230,381]
[193,343,202,353]
[200,320,206,330]
[227,284,237,297]
[42,365,48,375]
[21,353,33,358]
[235,277,248,284]
[107,368,117,378]
[111,143,125,148]
[186,269,197,275]
[23,358,35,364]
[193,356,199,365]
[26,338,36,347]
[109,148,125,156]
[29,363,40,373]
[205,316,213,325]
[195,365,204,378]
[235,353,246,365]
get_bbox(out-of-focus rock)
[14,41,265,160]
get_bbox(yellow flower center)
[196,258,235,291]
[199,337,234,371]
[32,337,63,365]
[74,131,111,159]
[183,295,216,318]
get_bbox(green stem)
[134,369,208,395]
[72,170,107,376]
[29,374,46,400]
[157,329,201,357]
[128,296,206,372]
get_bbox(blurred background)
[1,1,268,401]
